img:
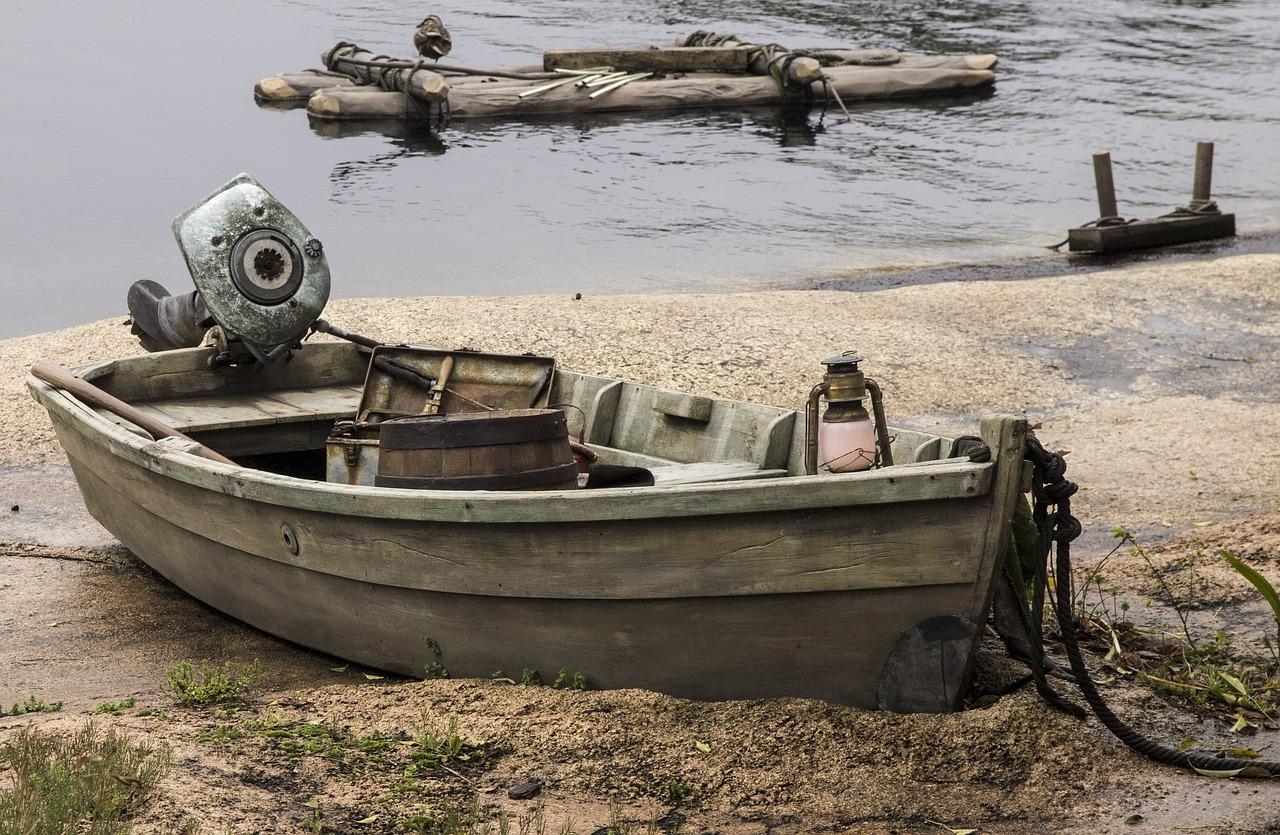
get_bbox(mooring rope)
[1025,435,1280,777]
[679,31,901,67]
[320,43,447,128]
[1045,213,1134,250]
[678,31,817,93]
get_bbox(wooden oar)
[311,318,382,349]
[29,361,238,466]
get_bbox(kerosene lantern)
[805,353,893,474]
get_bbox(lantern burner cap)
[821,353,864,372]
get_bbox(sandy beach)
[3,252,1280,832]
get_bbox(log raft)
[254,41,998,121]
[304,65,995,121]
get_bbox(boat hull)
[31,347,1026,710]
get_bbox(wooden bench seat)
[130,386,363,433]
[650,460,789,485]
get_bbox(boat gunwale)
[28,374,997,525]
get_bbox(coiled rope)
[1025,435,1280,777]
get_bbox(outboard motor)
[128,173,330,364]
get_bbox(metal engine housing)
[172,173,329,353]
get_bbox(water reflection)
[310,117,449,155]
[327,135,447,200]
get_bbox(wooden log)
[321,43,386,83]
[543,47,750,72]
[769,55,823,87]
[261,53,994,102]
[320,42,535,82]
[883,53,999,71]
[254,71,356,102]
[321,66,990,120]
[670,35,825,88]
[424,56,996,94]
[797,51,998,71]
[308,87,439,121]
[733,47,823,87]
[389,68,449,103]
[1066,212,1236,253]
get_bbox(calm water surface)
[2,0,1277,338]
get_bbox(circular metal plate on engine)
[229,229,304,305]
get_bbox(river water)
[2,0,1278,338]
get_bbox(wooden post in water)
[1092,151,1119,220]
[1067,142,1235,253]
[1192,141,1214,207]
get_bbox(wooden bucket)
[375,409,579,491]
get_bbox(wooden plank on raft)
[543,47,751,72]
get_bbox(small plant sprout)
[1084,532,1280,719]
[2,695,63,716]
[424,636,449,679]
[88,697,136,715]
[162,658,262,706]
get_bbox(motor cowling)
[167,173,330,361]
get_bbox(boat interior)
[84,342,963,487]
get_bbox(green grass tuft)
[162,658,262,706]
[0,721,171,833]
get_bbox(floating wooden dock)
[255,37,998,123]
[1067,142,1235,254]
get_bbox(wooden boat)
[26,340,1027,711]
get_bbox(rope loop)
[1048,510,1082,543]
[1039,477,1078,504]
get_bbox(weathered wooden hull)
[28,343,1026,710]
